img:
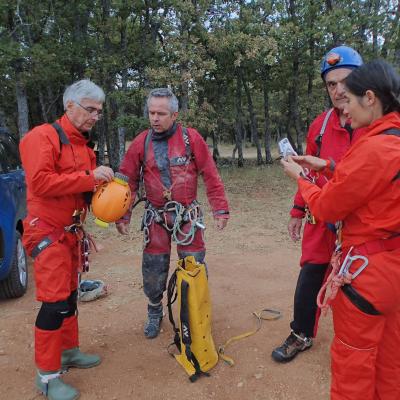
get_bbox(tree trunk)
[287,0,304,155]
[325,0,339,44]
[106,96,121,170]
[306,0,316,132]
[0,108,8,130]
[234,74,244,168]
[381,0,400,58]
[38,89,48,123]
[372,0,380,56]
[262,67,273,164]
[15,73,29,138]
[211,130,220,162]
[241,73,263,165]
[117,14,129,164]
[96,122,107,167]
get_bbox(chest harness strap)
[29,210,96,273]
[141,127,192,202]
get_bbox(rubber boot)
[144,303,163,339]
[61,347,101,369]
[36,370,79,400]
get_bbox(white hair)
[63,79,105,109]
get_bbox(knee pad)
[35,300,69,330]
[64,290,78,318]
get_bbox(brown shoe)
[271,331,313,363]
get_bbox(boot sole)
[271,344,312,363]
[61,359,101,370]
[36,388,81,400]
[37,388,80,400]
[144,331,161,339]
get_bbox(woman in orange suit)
[281,59,400,400]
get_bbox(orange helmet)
[91,172,131,227]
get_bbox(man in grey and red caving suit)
[116,88,229,339]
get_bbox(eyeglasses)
[75,102,103,119]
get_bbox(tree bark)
[287,0,304,155]
[381,0,400,58]
[234,74,244,168]
[241,73,263,165]
[211,131,220,162]
[15,72,29,138]
[262,67,273,164]
[325,0,339,44]
[38,89,48,123]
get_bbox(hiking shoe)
[144,314,163,338]
[144,303,163,339]
[271,331,313,363]
[61,347,101,370]
[36,371,79,400]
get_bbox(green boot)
[61,347,101,369]
[36,370,79,400]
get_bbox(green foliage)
[0,0,399,156]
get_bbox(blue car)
[0,128,28,298]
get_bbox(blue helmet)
[320,45,363,79]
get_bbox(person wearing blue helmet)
[272,45,366,363]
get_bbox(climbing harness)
[167,256,218,382]
[30,209,97,273]
[318,234,400,315]
[218,308,282,366]
[317,245,368,313]
[141,200,205,247]
[305,205,316,225]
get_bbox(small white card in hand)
[278,138,298,159]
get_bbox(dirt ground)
[0,155,333,400]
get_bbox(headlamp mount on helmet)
[326,53,341,66]
[320,45,363,79]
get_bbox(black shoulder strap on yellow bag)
[167,270,181,351]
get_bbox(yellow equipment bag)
[167,256,218,382]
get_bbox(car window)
[0,134,21,172]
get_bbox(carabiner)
[338,246,369,279]
[350,255,369,279]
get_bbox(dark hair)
[345,60,400,114]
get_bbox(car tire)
[0,231,28,299]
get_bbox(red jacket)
[299,112,400,249]
[290,108,365,264]
[20,115,96,228]
[120,124,229,215]
[291,108,365,218]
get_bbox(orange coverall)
[298,111,400,400]
[20,115,96,371]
